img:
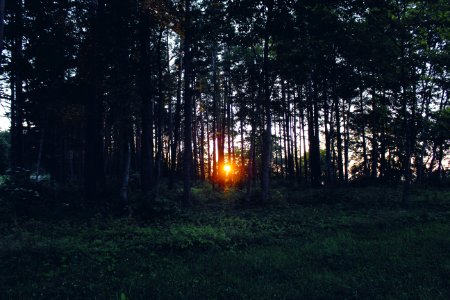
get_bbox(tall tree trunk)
[344,98,350,183]
[200,107,206,180]
[286,84,295,179]
[83,0,105,202]
[417,80,433,182]
[169,44,183,189]
[113,0,132,205]
[246,87,257,196]
[371,88,378,179]
[10,0,25,169]
[120,137,132,206]
[308,79,321,187]
[334,95,344,183]
[219,70,226,186]
[193,98,199,179]
[155,28,164,190]
[329,99,336,182]
[293,97,301,182]
[182,0,193,206]
[281,82,287,177]
[225,50,232,166]
[206,107,212,180]
[261,0,274,202]
[324,100,332,185]
[397,1,411,204]
[312,87,321,187]
[247,115,256,196]
[300,103,308,182]
[278,120,284,177]
[359,88,369,177]
[139,9,154,194]
[35,130,45,180]
[240,117,245,173]
[211,48,218,187]
[218,90,225,187]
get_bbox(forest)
[0,0,449,298]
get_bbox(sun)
[223,164,231,174]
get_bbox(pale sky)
[0,71,10,131]
[0,104,9,131]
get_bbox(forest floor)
[1,185,450,299]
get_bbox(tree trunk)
[308,79,321,187]
[344,98,350,183]
[139,9,154,194]
[193,98,199,179]
[334,96,344,183]
[312,88,321,187]
[155,28,164,190]
[200,107,206,180]
[182,0,193,206]
[261,0,274,202]
[10,0,25,169]
[212,48,218,187]
[359,88,369,177]
[371,88,378,179]
[35,130,45,180]
[300,103,308,182]
[286,84,295,179]
[169,44,183,189]
[83,0,105,203]
[120,138,131,206]
[293,96,300,182]
[324,99,332,185]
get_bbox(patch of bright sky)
[0,74,10,131]
[0,105,8,131]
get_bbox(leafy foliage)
[0,131,10,174]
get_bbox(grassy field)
[1,186,450,299]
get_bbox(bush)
[166,224,230,250]
[0,168,57,218]
[130,189,181,218]
[0,131,10,174]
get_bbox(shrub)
[166,224,230,250]
[131,189,181,218]
[0,168,57,218]
[0,131,10,174]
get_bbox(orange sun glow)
[223,164,231,174]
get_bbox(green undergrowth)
[1,186,450,299]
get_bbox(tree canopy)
[1,0,449,206]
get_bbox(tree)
[182,0,193,206]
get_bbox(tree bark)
[344,98,350,183]
[83,0,105,202]
[359,88,369,177]
[300,102,308,182]
[334,95,344,183]
[155,28,165,190]
[324,99,332,185]
[182,0,193,206]
[139,8,154,194]
[200,106,206,180]
[169,44,183,189]
[261,0,274,202]
[308,78,321,187]
[371,88,378,179]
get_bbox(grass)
[1,186,450,299]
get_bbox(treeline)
[2,0,449,205]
